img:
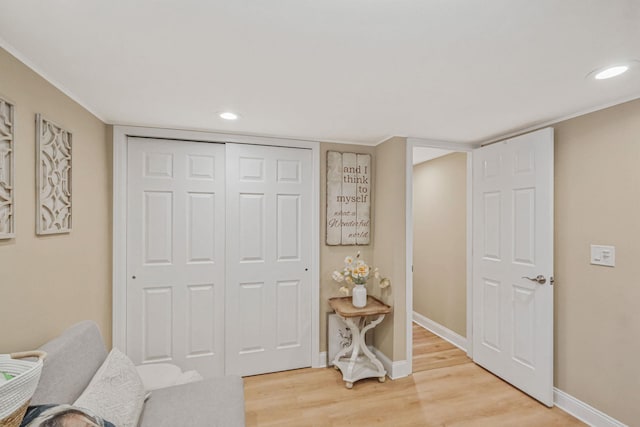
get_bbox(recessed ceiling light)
[219,111,239,120]
[594,65,629,80]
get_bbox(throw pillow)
[20,404,115,427]
[74,348,146,427]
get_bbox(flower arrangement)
[331,251,390,296]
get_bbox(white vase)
[352,284,367,308]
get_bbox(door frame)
[112,125,323,368]
[404,137,479,373]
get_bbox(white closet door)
[126,137,225,377]
[225,143,313,376]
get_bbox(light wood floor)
[243,323,585,426]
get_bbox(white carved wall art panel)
[36,115,72,234]
[0,98,15,239]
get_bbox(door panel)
[277,195,301,260]
[143,191,173,264]
[186,193,216,263]
[276,279,301,347]
[142,286,173,361]
[187,284,216,356]
[127,137,225,377]
[473,127,554,406]
[226,143,312,376]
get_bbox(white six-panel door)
[127,138,226,377]
[472,128,554,406]
[225,144,313,376]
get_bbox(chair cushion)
[138,376,245,427]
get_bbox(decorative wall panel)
[36,115,72,234]
[0,98,15,239]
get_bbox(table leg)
[343,316,363,382]
[359,314,386,381]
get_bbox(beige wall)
[0,48,111,352]
[320,138,406,362]
[372,136,406,360]
[412,152,466,337]
[554,98,640,425]
[319,142,376,353]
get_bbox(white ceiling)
[1,1,639,145]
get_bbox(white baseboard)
[372,348,410,380]
[554,388,627,427]
[412,311,468,351]
[314,352,327,368]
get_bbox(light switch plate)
[590,244,615,267]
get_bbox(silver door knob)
[522,275,546,284]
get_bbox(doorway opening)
[404,139,474,376]
[410,147,470,370]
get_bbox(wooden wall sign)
[326,151,371,245]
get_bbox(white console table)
[328,296,391,389]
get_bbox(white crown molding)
[476,92,640,146]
